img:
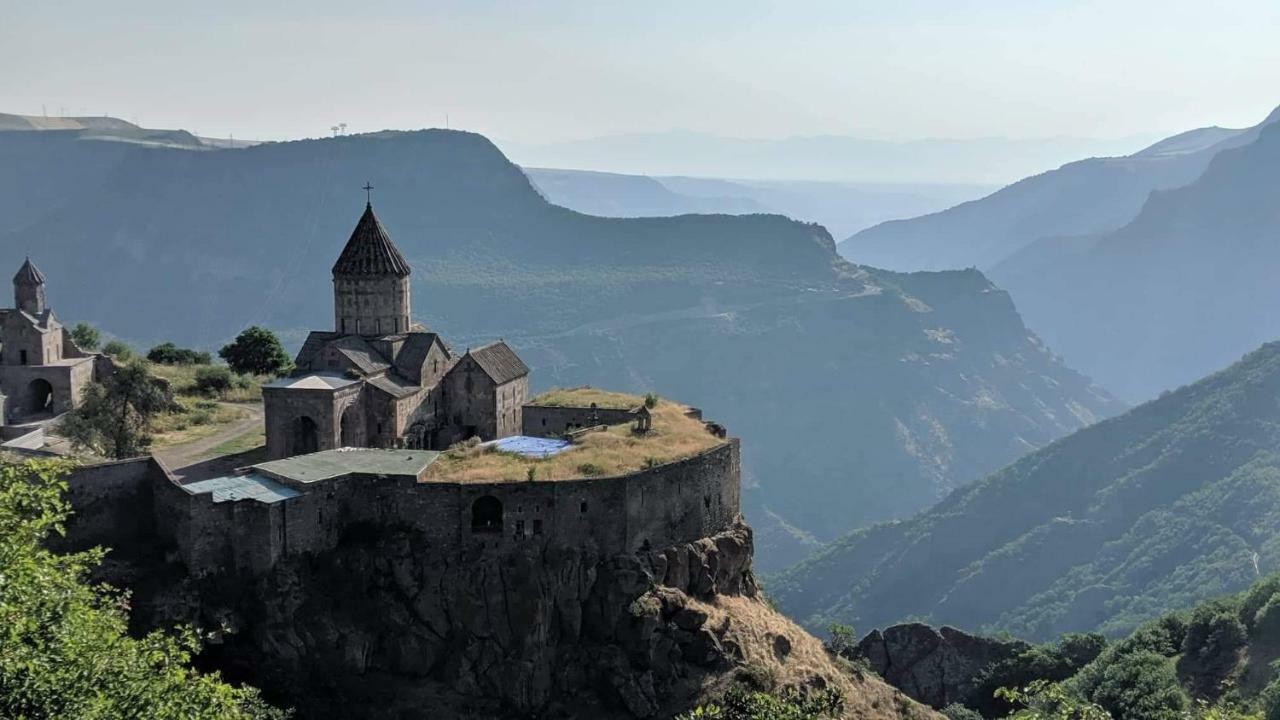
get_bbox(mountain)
[504,130,1153,185]
[989,116,1280,404]
[525,168,992,239]
[839,106,1279,272]
[856,572,1280,719]
[0,126,1120,569]
[771,342,1280,642]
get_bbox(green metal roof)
[253,448,439,484]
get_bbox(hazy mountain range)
[840,106,1278,272]
[504,130,1155,185]
[524,168,993,239]
[772,342,1280,641]
[0,123,1120,570]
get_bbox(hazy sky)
[4,0,1279,145]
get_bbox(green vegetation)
[676,685,845,720]
[0,459,286,718]
[101,339,133,360]
[219,326,292,377]
[424,398,722,482]
[60,360,170,459]
[772,343,1280,641]
[149,362,260,404]
[147,341,212,365]
[194,366,235,395]
[69,322,100,351]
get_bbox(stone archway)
[26,379,54,416]
[470,496,503,533]
[340,408,359,448]
[289,416,319,456]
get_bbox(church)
[0,258,110,425]
[262,199,529,459]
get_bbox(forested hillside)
[772,342,1280,638]
[0,127,1119,569]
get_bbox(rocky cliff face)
[113,521,930,719]
[851,624,1027,710]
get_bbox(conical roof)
[332,203,412,278]
[13,257,46,285]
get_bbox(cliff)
[103,521,931,719]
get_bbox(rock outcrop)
[111,521,932,719]
[852,624,1028,709]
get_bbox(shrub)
[823,623,857,657]
[1088,650,1187,720]
[577,462,605,477]
[101,340,133,360]
[941,704,983,720]
[644,392,659,409]
[147,342,212,365]
[194,366,235,397]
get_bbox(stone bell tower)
[14,257,47,316]
[332,192,412,336]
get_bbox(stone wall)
[333,275,411,336]
[522,404,638,437]
[494,376,528,439]
[263,383,362,459]
[55,456,162,553]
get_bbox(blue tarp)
[485,436,574,459]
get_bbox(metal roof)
[263,372,360,391]
[183,473,301,504]
[254,448,439,484]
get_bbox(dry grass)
[528,386,645,410]
[689,594,939,720]
[148,363,265,403]
[150,398,252,449]
[423,398,723,483]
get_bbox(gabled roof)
[328,334,391,375]
[393,331,446,380]
[13,257,45,285]
[466,341,529,385]
[332,203,412,278]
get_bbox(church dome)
[332,203,412,278]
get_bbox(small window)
[19,350,28,365]
[580,500,588,514]
[533,519,543,535]
[515,520,525,537]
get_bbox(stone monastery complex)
[6,197,743,584]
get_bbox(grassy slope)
[771,342,1280,641]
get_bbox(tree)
[823,623,857,657]
[60,360,170,459]
[69,322,100,351]
[0,459,287,719]
[101,340,133,360]
[219,326,292,377]
[147,342,212,365]
[995,681,1110,720]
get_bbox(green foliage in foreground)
[676,684,845,720]
[0,459,286,719]
[955,572,1280,719]
[60,360,171,459]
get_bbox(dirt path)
[156,402,264,474]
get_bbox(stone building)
[0,258,108,423]
[262,201,530,459]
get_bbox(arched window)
[289,416,319,456]
[25,378,54,415]
[471,496,503,533]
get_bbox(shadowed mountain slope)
[772,342,1280,642]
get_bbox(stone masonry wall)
[522,404,638,437]
[54,456,161,553]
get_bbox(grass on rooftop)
[423,398,723,483]
[529,386,646,410]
